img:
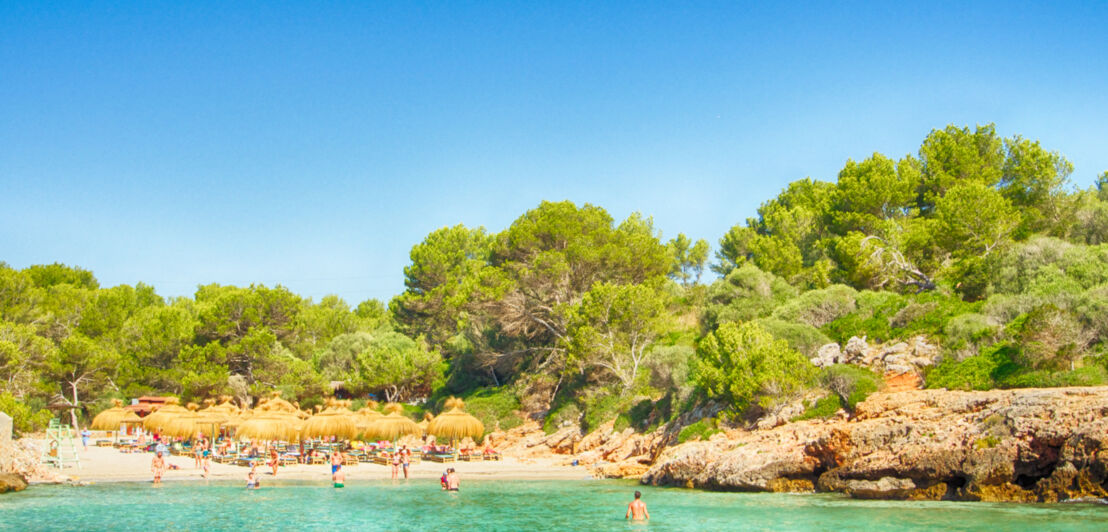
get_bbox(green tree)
[43,333,120,428]
[356,331,444,402]
[391,225,495,346]
[934,181,1018,259]
[917,124,1005,210]
[567,282,670,390]
[692,321,816,412]
[1000,136,1073,234]
[667,234,710,286]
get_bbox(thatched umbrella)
[161,403,211,440]
[428,398,484,442]
[90,399,128,431]
[235,411,298,442]
[364,403,421,442]
[142,398,189,433]
[300,399,359,440]
[354,405,384,439]
[256,391,297,414]
[417,412,434,434]
[120,411,144,435]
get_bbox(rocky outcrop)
[643,387,1108,502]
[486,419,669,479]
[0,472,28,494]
[811,335,939,378]
[0,438,60,484]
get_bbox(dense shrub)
[644,344,694,396]
[792,394,843,421]
[1016,305,1091,370]
[0,392,53,435]
[703,265,797,329]
[463,386,523,435]
[542,402,581,434]
[753,318,832,357]
[676,417,719,443]
[942,313,1001,359]
[692,322,817,413]
[819,364,881,410]
[770,284,858,328]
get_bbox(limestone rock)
[643,387,1108,502]
[0,472,27,494]
[811,343,842,367]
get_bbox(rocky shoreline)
[487,386,1108,503]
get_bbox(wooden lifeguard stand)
[41,418,81,469]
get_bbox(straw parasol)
[90,399,128,431]
[417,412,434,433]
[428,398,484,441]
[256,391,297,414]
[355,405,384,438]
[235,411,298,442]
[300,399,359,440]
[162,403,223,440]
[142,397,189,432]
[364,403,421,441]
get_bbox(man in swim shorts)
[151,451,166,485]
[626,490,649,520]
[333,467,345,488]
[331,450,344,476]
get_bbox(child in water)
[246,470,259,489]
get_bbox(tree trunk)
[70,382,80,431]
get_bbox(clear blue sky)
[2,1,1107,305]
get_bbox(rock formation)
[642,387,1108,502]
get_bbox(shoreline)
[27,441,594,485]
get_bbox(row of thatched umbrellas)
[90,393,485,444]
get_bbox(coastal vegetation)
[3,123,1108,438]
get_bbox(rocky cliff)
[641,387,1108,502]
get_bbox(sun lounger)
[426,453,455,463]
[279,455,297,466]
[310,455,327,465]
[483,452,502,461]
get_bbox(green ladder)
[41,419,81,469]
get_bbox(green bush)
[792,394,843,421]
[676,417,719,443]
[462,386,523,435]
[942,313,1001,357]
[543,402,581,434]
[0,392,54,435]
[771,284,858,328]
[703,264,797,329]
[754,318,833,358]
[1016,304,1090,370]
[818,364,881,410]
[927,344,1020,390]
[692,322,817,413]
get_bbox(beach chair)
[342,454,359,466]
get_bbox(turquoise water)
[2,479,1105,531]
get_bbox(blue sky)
[2,1,1107,305]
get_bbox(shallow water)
[2,479,1105,531]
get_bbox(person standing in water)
[400,445,411,480]
[626,491,649,521]
[331,449,344,478]
[333,467,345,488]
[151,451,166,485]
[445,468,459,491]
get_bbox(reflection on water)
[2,479,1106,531]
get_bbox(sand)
[33,439,593,485]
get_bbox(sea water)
[1,479,1105,531]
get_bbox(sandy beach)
[33,439,592,485]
